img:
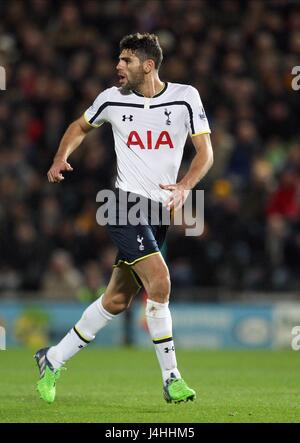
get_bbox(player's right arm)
[48,88,110,183]
[47,116,93,183]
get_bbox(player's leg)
[47,264,140,366]
[35,265,139,403]
[132,253,195,403]
[101,263,141,314]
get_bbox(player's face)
[117,50,145,91]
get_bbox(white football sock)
[145,299,181,385]
[47,294,115,369]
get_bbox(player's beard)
[121,67,145,93]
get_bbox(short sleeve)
[185,86,211,137]
[83,89,110,128]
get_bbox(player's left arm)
[179,132,214,190]
[160,132,213,211]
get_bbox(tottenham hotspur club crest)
[164,109,172,125]
[137,234,144,251]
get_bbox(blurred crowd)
[0,0,300,298]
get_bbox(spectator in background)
[0,0,299,295]
[76,261,106,303]
[41,250,83,299]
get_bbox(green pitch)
[0,348,299,423]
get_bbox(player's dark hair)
[120,33,163,70]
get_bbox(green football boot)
[163,373,196,404]
[34,347,62,404]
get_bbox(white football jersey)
[84,82,211,202]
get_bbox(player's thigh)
[132,252,170,293]
[103,264,140,309]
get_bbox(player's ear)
[144,59,154,74]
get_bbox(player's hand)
[159,183,190,211]
[47,158,73,183]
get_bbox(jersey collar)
[132,82,168,98]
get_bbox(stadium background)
[0,0,300,351]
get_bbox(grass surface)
[0,348,299,423]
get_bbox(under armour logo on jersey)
[122,114,133,121]
[164,109,172,125]
[137,235,144,251]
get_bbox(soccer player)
[35,33,213,404]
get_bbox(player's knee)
[147,271,170,303]
[102,292,133,315]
